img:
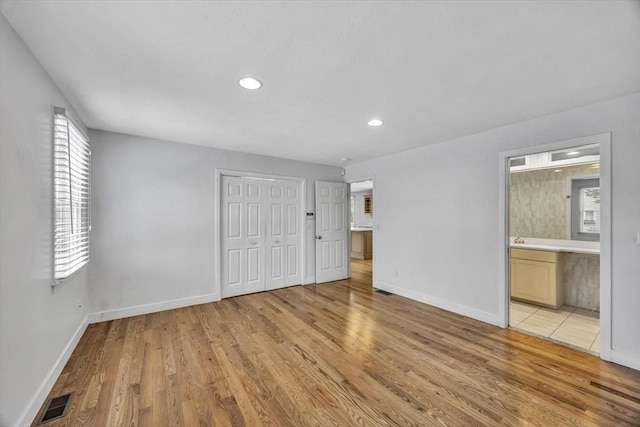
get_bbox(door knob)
[251,241,258,245]
[316,235,323,240]
[275,240,280,244]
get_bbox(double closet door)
[221,176,302,298]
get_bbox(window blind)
[54,107,91,283]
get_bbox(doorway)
[349,180,374,285]
[500,133,611,359]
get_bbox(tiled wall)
[510,163,599,239]
[564,253,600,311]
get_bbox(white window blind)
[54,107,91,283]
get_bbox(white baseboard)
[88,292,220,324]
[303,276,316,285]
[610,349,640,370]
[16,315,89,427]
[374,280,502,327]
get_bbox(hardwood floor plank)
[34,260,640,426]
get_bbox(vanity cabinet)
[351,230,372,260]
[510,248,564,309]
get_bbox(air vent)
[38,392,73,424]
[375,289,393,296]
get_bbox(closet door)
[284,181,302,286]
[265,180,286,290]
[221,176,266,298]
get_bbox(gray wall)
[0,16,90,426]
[345,93,640,365]
[88,130,342,314]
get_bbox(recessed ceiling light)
[341,157,352,162]
[554,169,563,173]
[238,77,262,90]
[368,119,383,127]
[566,151,580,156]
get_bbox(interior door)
[221,176,266,298]
[265,180,286,290]
[265,180,303,289]
[315,181,349,283]
[284,181,302,286]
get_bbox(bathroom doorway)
[349,180,374,286]
[500,134,611,359]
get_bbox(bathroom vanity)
[509,238,599,309]
[511,248,564,308]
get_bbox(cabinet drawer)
[510,248,558,263]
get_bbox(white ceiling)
[2,1,639,166]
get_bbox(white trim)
[214,169,307,297]
[498,132,612,362]
[16,316,89,427]
[375,280,502,327]
[88,293,220,323]
[304,276,316,285]
[610,349,640,370]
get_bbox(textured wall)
[564,254,600,311]
[510,163,599,238]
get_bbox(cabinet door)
[511,258,556,306]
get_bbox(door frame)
[346,177,376,283]
[215,169,307,298]
[498,133,611,362]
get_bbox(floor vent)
[38,392,73,424]
[375,289,393,296]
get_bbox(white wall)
[88,130,342,317]
[345,93,640,367]
[0,16,90,426]
[352,190,373,227]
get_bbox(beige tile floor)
[510,300,600,354]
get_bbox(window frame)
[570,177,600,242]
[53,107,91,285]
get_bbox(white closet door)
[265,180,286,290]
[221,175,303,298]
[221,176,266,298]
[284,181,302,286]
[315,181,349,283]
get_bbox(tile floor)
[510,300,600,354]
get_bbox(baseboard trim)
[303,276,316,285]
[88,292,221,324]
[374,280,502,327]
[16,315,89,427]
[610,349,640,370]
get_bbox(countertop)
[351,227,373,232]
[510,237,599,255]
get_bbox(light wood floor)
[36,259,640,426]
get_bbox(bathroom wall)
[564,253,600,311]
[510,163,599,239]
[352,190,373,227]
